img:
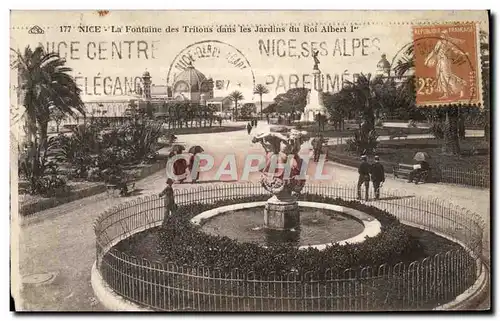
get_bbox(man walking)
[357,155,371,201]
[371,155,385,200]
[158,178,176,226]
[312,134,324,162]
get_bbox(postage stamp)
[412,22,482,107]
[10,10,490,312]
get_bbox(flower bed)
[19,158,168,216]
[19,181,105,216]
[115,194,463,277]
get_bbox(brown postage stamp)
[413,22,481,107]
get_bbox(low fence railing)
[439,168,490,188]
[94,183,485,311]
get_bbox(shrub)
[429,121,445,139]
[35,175,70,197]
[18,137,68,196]
[155,194,418,277]
[345,129,379,154]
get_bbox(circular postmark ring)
[166,40,256,99]
[390,33,481,109]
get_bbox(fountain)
[252,127,309,230]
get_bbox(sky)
[10,10,489,104]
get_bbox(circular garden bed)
[94,186,484,312]
[115,194,467,277]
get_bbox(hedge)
[151,194,426,277]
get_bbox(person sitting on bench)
[408,160,430,183]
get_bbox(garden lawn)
[328,137,490,173]
[296,124,430,138]
[166,124,245,135]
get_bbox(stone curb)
[20,184,107,216]
[434,262,489,310]
[401,220,489,311]
[91,262,154,312]
[191,201,381,251]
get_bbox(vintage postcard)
[10,10,490,312]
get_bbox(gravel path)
[15,121,490,311]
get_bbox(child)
[159,178,176,225]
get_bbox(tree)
[253,84,269,117]
[343,73,385,133]
[480,30,490,142]
[323,91,350,130]
[263,103,277,114]
[241,103,256,118]
[273,87,309,115]
[13,46,85,143]
[12,45,85,187]
[227,91,244,119]
[50,108,66,132]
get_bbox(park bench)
[393,163,430,183]
[388,130,408,140]
[104,172,136,197]
[393,163,414,179]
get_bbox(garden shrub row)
[154,194,423,277]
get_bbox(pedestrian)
[188,152,200,183]
[357,155,371,201]
[172,151,188,183]
[371,155,385,200]
[218,117,222,127]
[266,114,270,124]
[312,134,324,162]
[408,160,430,184]
[246,121,252,135]
[158,178,176,225]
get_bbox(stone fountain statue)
[252,127,309,230]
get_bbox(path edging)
[20,159,167,216]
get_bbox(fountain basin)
[191,201,381,250]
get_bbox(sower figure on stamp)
[159,178,176,225]
[424,30,467,99]
[357,155,371,201]
[370,155,385,200]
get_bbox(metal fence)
[439,168,490,188]
[94,183,485,311]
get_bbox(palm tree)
[13,46,85,141]
[343,73,384,133]
[253,84,269,118]
[227,91,244,120]
[12,45,85,184]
